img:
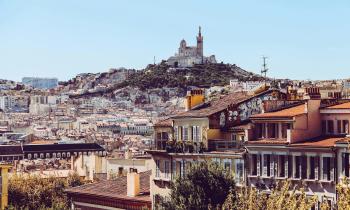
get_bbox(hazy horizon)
[1,0,350,81]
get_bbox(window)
[263,154,271,177]
[256,123,265,138]
[301,156,307,179]
[251,154,260,176]
[223,159,232,171]
[155,160,160,178]
[164,161,170,179]
[337,120,342,134]
[172,160,176,179]
[327,120,334,134]
[181,161,186,177]
[174,127,178,140]
[192,126,200,142]
[322,157,334,181]
[294,156,301,179]
[309,156,315,179]
[343,120,349,134]
[267,123,278,139]
[156,132,162,140]
[281,123,290,139]
[277,155,287,178]
[183,127,189,141]
[235,159,244,183]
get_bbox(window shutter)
[284,156,288,178]
[263,155,267,176]
[315,157,319,180]
[257,155,261,176]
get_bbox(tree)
[159,161,236,210]
[8,173,85,210]
[226,180,317,210]
[335,178,350,210]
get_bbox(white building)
[167,27,216,67]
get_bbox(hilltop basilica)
[167,27,216,67]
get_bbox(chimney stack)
[127,170,140,197]
[184,89,205,111]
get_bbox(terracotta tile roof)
[66,170,151,202]
[246,140,289,145]
[154,118,172,127]
[324,102,350,109]
[335,137,350,144]
[173,92,251,118]
[251,104,306,119]
[289,136,344,148]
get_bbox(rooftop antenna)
[261,56,268,88]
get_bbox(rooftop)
[324,101,350,109]
[66,170,151,203]
[153,118,172,127]
[289,136,344,148]
[173,90,280,119]
[251,103,306,119]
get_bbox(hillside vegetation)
[125,61,263,90]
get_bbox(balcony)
[208,139,243,151]
[164,140,205,153]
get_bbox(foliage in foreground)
[159,161,236,210]
[157,161,350,210]
[8,173,85,210]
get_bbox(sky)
[1,0,350,82]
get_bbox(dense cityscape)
[2,2,350,210]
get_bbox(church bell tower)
[196,26,204,59]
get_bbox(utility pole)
[261,56,268,88]
[153,56,156,65]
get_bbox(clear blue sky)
[1,0,350,81]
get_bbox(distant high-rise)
[22,77,58,89]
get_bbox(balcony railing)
[208,140,243,151]
[164,141,205,153]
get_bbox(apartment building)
[149,86,350,209]
[148,88,285,208]
[246,100,350,209]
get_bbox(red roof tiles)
[289,136,344,148]
[251,104,306,119]
[324,102,350,109]
[66,170,151,202]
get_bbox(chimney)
[184,89,205,111]
[127,170,140,197]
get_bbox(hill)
[125,61,263,90]
[61,62,264,98]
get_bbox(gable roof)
[173,90,279,119]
